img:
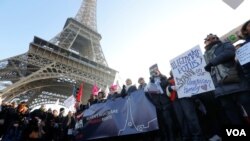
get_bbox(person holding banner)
[144,68,175,141]
[107,84,120,100]
[87,94,98,107]
[138,77,147,90]
[204,33,249,126]
[125,78,137,95]
[167,70,204,141]
[97,91,106,103]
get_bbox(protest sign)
[236,42,250,65]
[170,45,215,98]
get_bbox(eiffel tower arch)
[0,0,117,108]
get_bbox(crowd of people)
[0,102,77,141]
[0,20,250,141]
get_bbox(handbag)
[219,62,240,84]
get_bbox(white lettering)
[232,129,239,136]
[226,129,233,136]
[226,129,246,136]
[240,129,246,136]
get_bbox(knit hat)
[109,84,118,92]
[92,84,99,96]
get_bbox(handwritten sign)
[236,42,250,65]
[169,45,215,98]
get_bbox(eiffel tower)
[0,0,117,108]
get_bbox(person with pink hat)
[91,84,99,96]
[107,84,120,100]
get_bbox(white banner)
[63,95,76,109]
[170,45,215,98]
[236,42,250,65]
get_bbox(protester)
[107,84,120,100]
[238,20,250,83]
[119,78,137,98]
[234,42,250,125]
[2,102,29,141]
[137,77,147,90]
[63,111,75,141]
[87,94,98,106]
[241,20,250,45]
[144,69,175,141]
[192,90,223,140]
[167,70,204,141]
[97,91,106,102]
[232,20,250,124]
[124,78,137,95]
[204,33,249,126]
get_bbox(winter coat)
[204,41,247,97]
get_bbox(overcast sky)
[0,0,249,86]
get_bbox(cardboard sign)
[170,45,215,98]
[236,42,250,65]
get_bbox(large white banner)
[236,42,250,65]
[169,45,215,98]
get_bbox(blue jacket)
[204,41,248,97]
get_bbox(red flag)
[76,82,84,102]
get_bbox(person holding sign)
[204,33,249,126]
[167,70,204,141]
[234,20,250,123]
[238,20,250,82]
[145,64,175,141]
[240,19,250,45]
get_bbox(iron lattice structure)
[0,0,117,108]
